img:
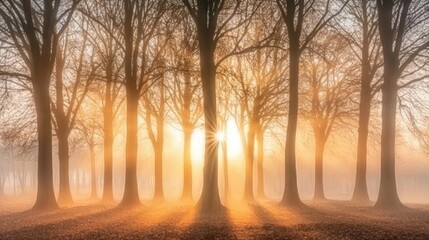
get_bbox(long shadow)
[0,204,146,239]
[250,204,306,240]
[180,208,236,240]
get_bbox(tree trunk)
[281,40,302,206]
[121,90,140,206]
[120,0,140,207]
[196,37,222,213]
[57,125,73,205]
[154,139,164,199]
[182,127,193,200]
[244,121,256,201]
[352,73,371,202]
[375,63,402,209]
[102,80,115,203]
[314,133,326,200]
[256,124,265,199]
[32,78,59,211]
[90,143,97,200]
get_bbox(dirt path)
[0,200,428,239]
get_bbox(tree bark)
[314,133,326,200]
[281,40,302,206]
[244,120,256,201]
[56,124,73,205]
[90,143,97,199]
[352,72,371,202]
[256,124,265,199]
[375,63,402,208]
[182,127,193,200]
[102,80,114,202]
[120,0,140,207]
[196,34,222,213]
[32,77,59,211]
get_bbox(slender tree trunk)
[182,127,193,200]
[244,121,256,201]
[256,124,265,199]
[102,81,114,203]
[352,74,371,202]
[154,139,164,199]
[314,133,326,200]
[90,143,97,199]
[57,126,73,205]
[121,91,140,206]
[375,63,402,209]
[351,0,372,204]
[32,78,59,211]
[281,40,302,206]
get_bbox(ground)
[1,198,429,239]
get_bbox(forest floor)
[1,198,429,239]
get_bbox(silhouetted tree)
[276,0,348,206]
[0,0,80,211]
[375,0,429,209]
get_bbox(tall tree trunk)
[256,124,265,199]
[32,78,59,211]
[352,73,371,202]
[57,125,73,205]
[90,143,97,199]
[182,127,193,200]
[196,39,222,213]
[281,41,302,206]
[55,46,73,206]
[154,136,164,199]
[244,121,256,201]
[314,133,326,200]
[121,90,140,206]
[351,0,372,204]
[375,63,402,208]
[120,0,140,207]
[102,80,114,203]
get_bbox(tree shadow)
[180,208,236,240]
[250,204,305,239]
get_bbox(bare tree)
[375,0,429,209]
[334,0,383,203]
[0,0,80,210]
[166,13,203,201]
[301,33,357,200]
[81,0,125,203]
[121,0,167,207]
[51,18,96,205]
[275,0,349,206]
[182,0,268,213]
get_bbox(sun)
[215,131,225,141]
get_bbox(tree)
[276,0,349,206]
[301,33,356,200]
[121,0,167,207]
[81,0,124,203]
[0,0,80,211]
[182,0,264,213]
[51,19,96,205]
[167,14,203,201]
[142,69,167,201]
[227,42,288,201]
[375,0,429,209]
[335,0,383,203]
